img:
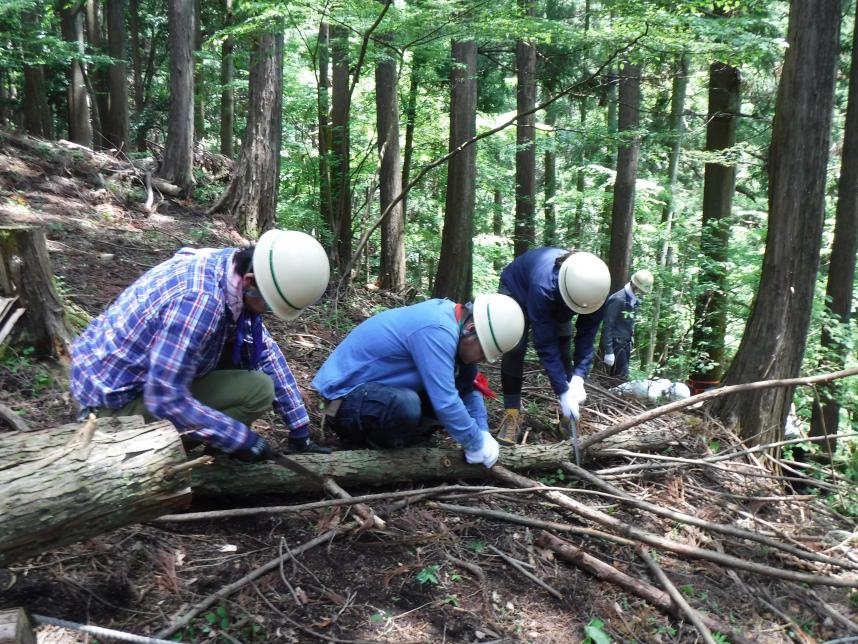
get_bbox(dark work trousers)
[501,317,573,409]
[328,382,438,449]
[607,339,632,381]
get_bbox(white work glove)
[465,431,500,469]
[603,353,615,367]
[560,375,587,420]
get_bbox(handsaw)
[271,452,386,529]
[560,415,582,466]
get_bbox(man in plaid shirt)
[70,229,331,461]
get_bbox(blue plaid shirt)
[70,247,310,453]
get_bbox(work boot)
[495,409,521,446]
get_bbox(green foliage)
[1,346,53,394]
[538,468,566,486]
[583,618,612,644]
[415,564,440,585]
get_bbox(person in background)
[600,269,654,381]
[70,229,331,461]
[495,248,611,446]
[312,294,525,469]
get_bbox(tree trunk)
[85,0,109,148]
[210,32,283,237]
[543,97,557,246]
[493,188,504,271]
[219,0,234,158]
[689,61,739,385]
[0,416,191,567]
[128,0,146,151]
[572,98,587,244]
[193,0,204,144]
[330,25,352,274]
[711,0,840,445]
[513,1,537,257]
[810,8,858,451]
[401,52,423,220]
[316,21,332,235]
[158,0,195,193]
[375,17,406,292]
[58,2,92,147]
[22,12,53,140]
[607,61,641,292]
[191,432,668,498]
[102,0,129,153]
[0,226,74,360]
[433,39,477,302]
[600,69,617,258]
[650,54,688,368]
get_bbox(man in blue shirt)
[312,294,525,468]
[601,269,654,380]
[70,229,330,461]
[496,248,611,445]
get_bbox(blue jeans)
[330,382,434,449]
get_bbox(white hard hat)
[252,229,330,320]
[631,269,654,294]
[472,293,525,363]
[668,382,691,401]
[558,252,611,314]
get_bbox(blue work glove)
[465,431,500,469]
[233,433,275,462]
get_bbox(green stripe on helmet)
[486,300,502,354]
[268,243,300,312]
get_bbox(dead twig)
[0,402,31,432]
[486,545,563,600]
[636,545,718,644]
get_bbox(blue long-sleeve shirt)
[500,247,604,394]
[70,247,310,453]
[311,299,487,451]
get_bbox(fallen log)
[0,416,192,566]
[191,442,573,496]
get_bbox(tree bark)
[375,10,406,292]
[0,416,191,567]
[22,12,53,140]
[193,0,205,144]
[648,53,688,367]
[711,0,841,445]
[600,69,618,258]
[432,39,477,302]
[330,25,352,273]
[102,0,129,153]
[810,7,858,450]
[316,21,331,233]
[210,32,284,237]
[607,61,641,292]
[690,61,739,385]
[192,434,671,498]
[543,97,557,246]
[401,52,423,222]
[85,0,108,148]
[219,0,234,158]
[58,1,92,147]
[158,0,196,193]
[513,0,537,257]
[0,225,74,360]
[128,0,145,151]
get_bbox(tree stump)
[0,225,74,360]
[0,416,192,566]
[0,608,35,644]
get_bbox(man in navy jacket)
[496,248,611,445]
[601,269,654,380]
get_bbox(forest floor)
[0,133,856,644]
